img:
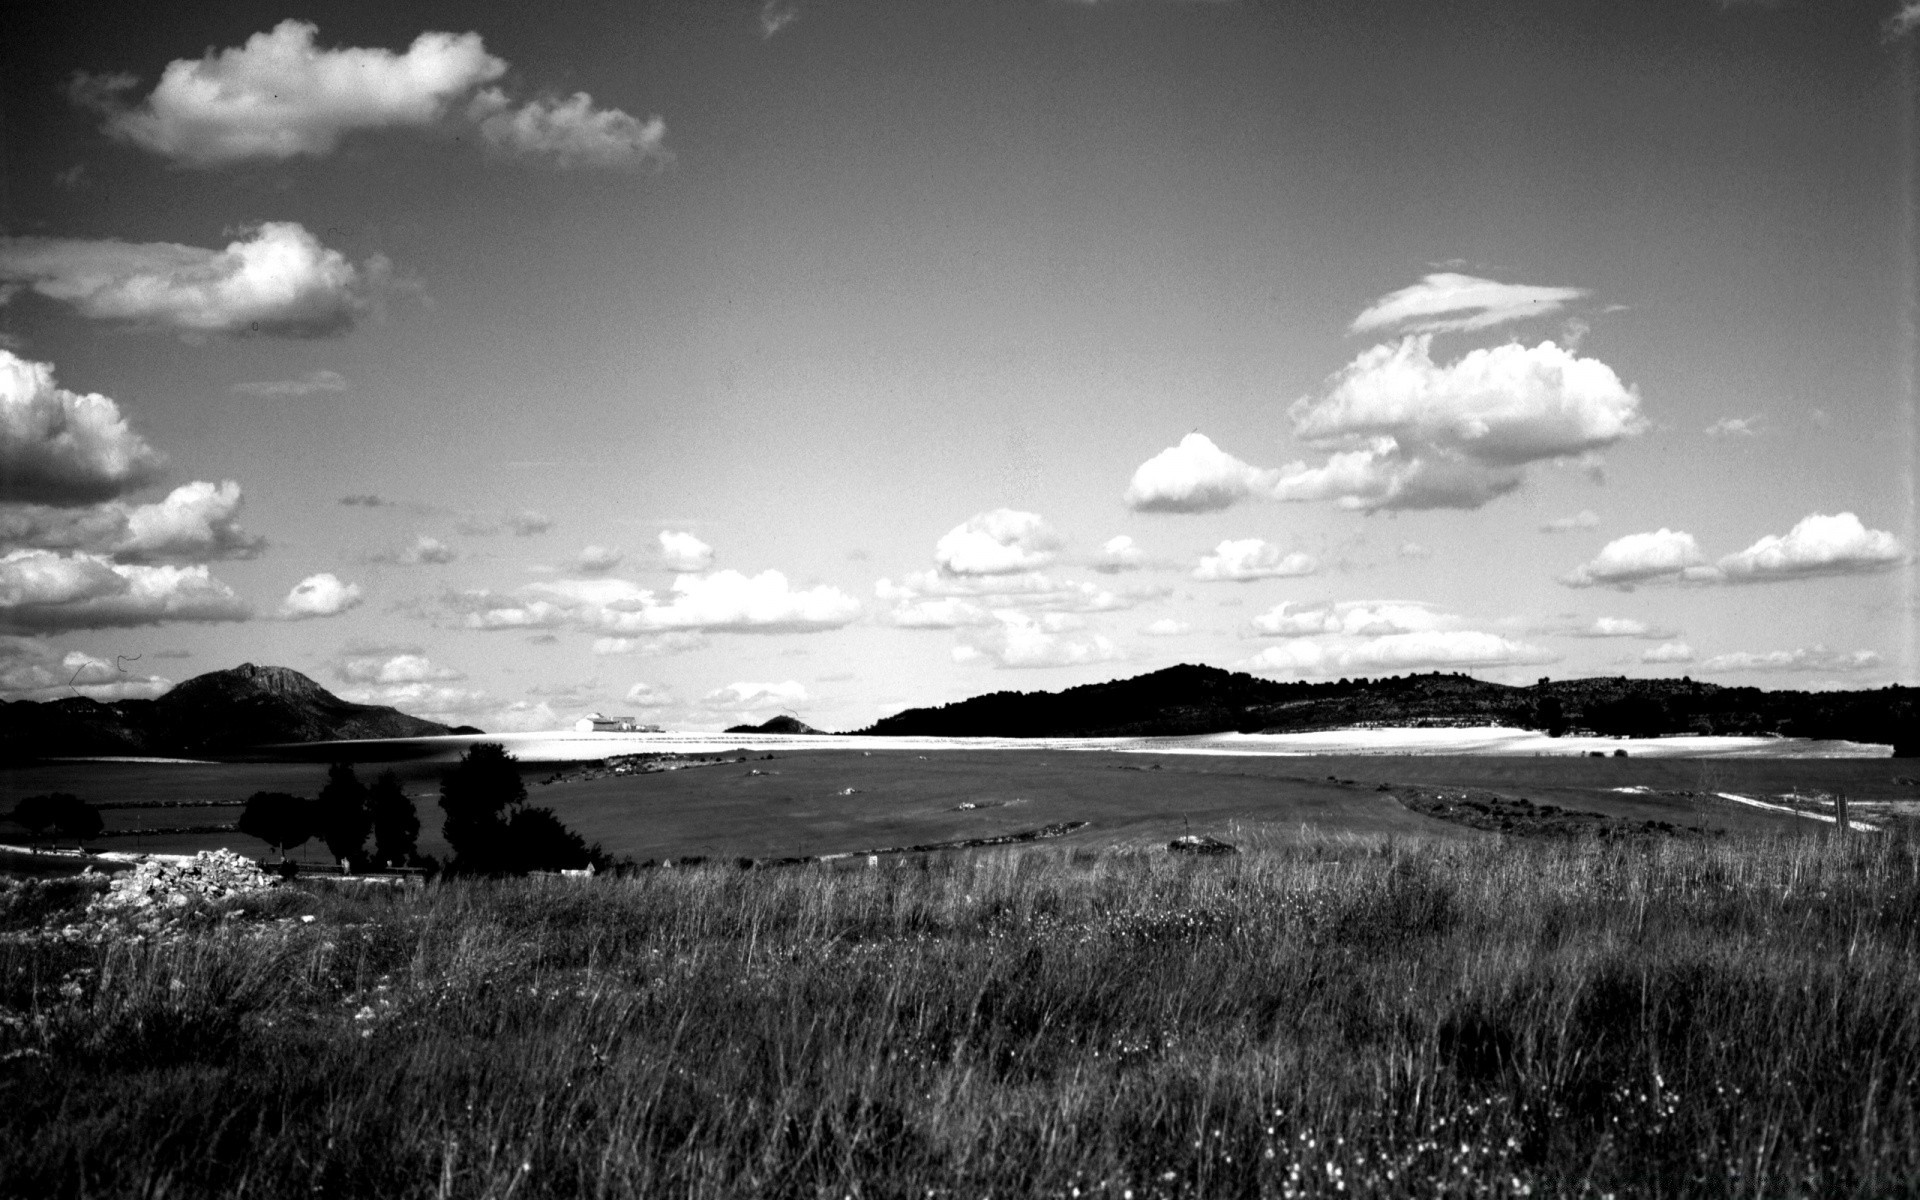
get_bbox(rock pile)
[88,850,276,918]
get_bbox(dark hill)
[0,662,462,761]
[725,715,824,735]
[853,664,1920,751]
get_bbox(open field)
[4,749,1914,864]
[4,833,1919,1197]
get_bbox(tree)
[314,762,372,870]
[9,793,67,850]
[1535,696,1567,738]
[368,770,420,867]
[239,792,313,862]
[52,795,102,849]
[504,806,599,872]
[439,743,527,873]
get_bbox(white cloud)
[0,479,264,562]
[0,222,383,337]
[1714,512,1904,583]
[1698,646,1882,673]
[1891,3,1920,37]
[1193,539,1317,582]
[456,510,554,537]
[0,350,166,504]
[74,20,507,165]
[1641,641,1695,664]
[0,640,173,702]
[279,573,363,620]
[1349,273,1587,336]
[1246,630,1556,676]
[1561,528,1709,588]
[1141,618,1189,636]
[1704,416,1763,438]
[934,509,1060,575]
[1092,534,1145,573]
[469,89,670,169]
[874,569,1160,626]
[461,569,861,634]
[335,652,462,685]
[0,550,251,631]
[700,680,808,711]
[576,544,623,572]
[396,535,456,566]
[591,631,709,656]
[883,594,996,629]
[1540,509,1599,534]
[658,530,713,571]
[1125,433,1281,514]
[231,369,348,398]
[1251,600,1451,637]
[1398,542,1431,559]
[954,611,1122,669]
[624,682,673,709]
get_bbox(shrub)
[367,770,419,867]
[314,763,372,870]
[237,792,313,860]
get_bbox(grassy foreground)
[4,834,1919,1198]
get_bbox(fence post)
[1834,790,1849,839]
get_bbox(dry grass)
[3,831,1918,1198]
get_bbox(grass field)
[4,831,1918,1198]
[5,750,1912,864]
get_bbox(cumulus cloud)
[1697,646,1882,673]
[1246,630,1556,677]
[953,612,1122,669]
[1890,3,1920,37]
[468,89,669,169]
[700,680,808,712]
[0,480,264,561]
[624,682,673,709]
[1564,514,1903,588]
[874,570,1161,627]
[591,631,709,656]
[1349,273,1586,336]
[1704,416,1764,438]
[384,534,455,566]
[0,350,166,504]
[231,369,348,398]
[0,223,384,337]
[658,531,713,571]
[1125,433,1282,514]
[0,550,251,631]
[459,569,861,635]
[576,544,623,573]
[334,651,462,685]
[1193,539,1317,582]
[1641,641,1695,664]
[0,639,173,702]
[1092,535,1145,573]
[455,510,553,537]
[1250,600,1450,637]
[73,20,506,165]
[1141,618,1189,636]
[934,509,1061,575]
[72,20,668,173]
[1541,509,1599,534]
[278,573,363,620]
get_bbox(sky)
[1,0,1917,733]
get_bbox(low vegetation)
[3,829,1917,1197]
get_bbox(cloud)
[0,550,251,631]
[1704,416,1764,438]
[336,677,557,730]
[0,350,166,504]
[1714,512,1904,583]
[953,612,1122,669]
[1193,539,1317,582]
[874,570,1161,627]
[1889,2,1920,37]
[231,369,348,398]
[1641,641,1695,664]
[73,20,506,165]
[700,680,808,712]
[1565,514,1904,588]
[1541,509,1600,534]
[1251,600,1451,637]
[934,509,1061,575]
[456,510,554,536]
[658,531,713,571]
[0,223,385,337]
[624,682,673,709]
[1697,646,1882,673]
[1539,615,1676,640]
[1398,542,1431,559]
[0,480,264,562]
[335,651,462,685]
[459,569,861,635]
[1349,273,1587,336]
[761,0,801,36]
[591,631,709,656]
[375,534,456,566]
[279,573,363,620]
[468,89,670,170]
[1246,630,1556,677]
[339,494,390,508]
[1092,535,1144,573]
[1141,618,1190,636]
[0,639,174,702]
[1561,528,1709,588]
[576,544,623,573]
[1125,433,1282,514]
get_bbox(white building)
[573,712,661,733]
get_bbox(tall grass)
[4,833,1919,1198]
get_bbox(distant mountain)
[852,663,1920,751]
[725,715,824,735]
[0,663,463,761]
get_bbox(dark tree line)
[239,764,421,869]
[6,792,103,850]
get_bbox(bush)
[315,763,372,869]
[237,792,313,860]
[367,770,419,867]
[439,744,603,874]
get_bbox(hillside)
[854,664,1920,751]
[0,663,461,761]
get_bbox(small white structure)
[573,712,660,733]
